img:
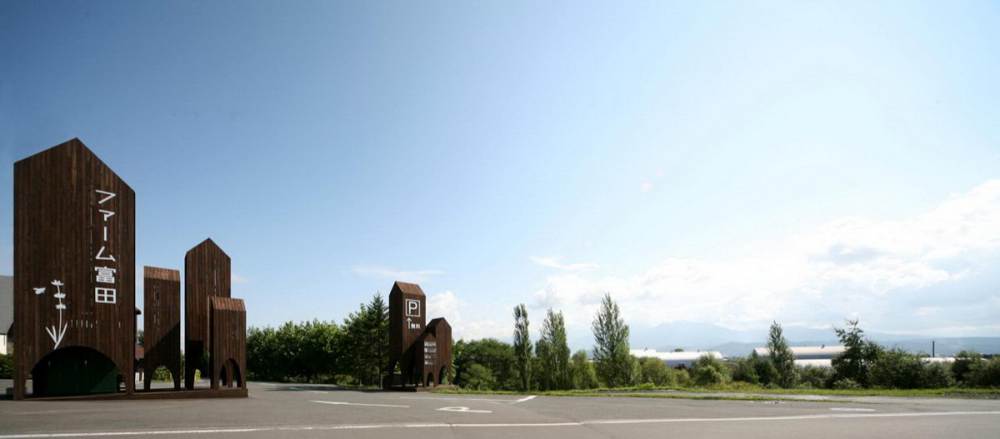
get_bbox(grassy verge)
[433,384,1000,400]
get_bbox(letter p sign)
[406,299,421,317]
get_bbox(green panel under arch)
[31,346,120,396]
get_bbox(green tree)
[454,338,518,390]
[569,350,599,389]
[512,304,532,391]
[832,319,881,388]
[767,321,798,388]
[340,293,390,386]
[537,309,571,390]
[592,293,633,387]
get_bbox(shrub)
[691,355,729,386]
[797,365,833,389]
[870,349,926,389]
[832,378,861,390]
[569,350,599,389]
[730,357,759,385]
[637,357,677,387]
[152,366,173,382]
[732,352,779,386]
[952,351,983,384]
[971,357,1000,387]
[460,363,497,390]
[0,354,12,379]
[922,362,954,388]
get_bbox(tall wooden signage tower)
[143,266,181,390]
[184,238,231,389]
[13,139,136,399]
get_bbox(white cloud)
[232,273,250,284]
[640,181,654,193]
[351,265,445,283]
[530,256,599,272]
[532,180,1000,335]
[427,290,509,341]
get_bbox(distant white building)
[754,345,846,368]
[632,349,725,368]
[0,275,11,355]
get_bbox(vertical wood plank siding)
[13,139,136,399]
[210,297,246,390]
[184,239,231,389]
[143,266,181,390]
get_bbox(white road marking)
[399,396,514,403]
[437,406,493,414]
[1,411,998,437]
[311,400,410,408]
[514,395,537,404]
[830,407,876,412]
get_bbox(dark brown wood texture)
[184,238,230,389]
[209,297,246,390]
[143,266,181,390]
[425,318,452,385]
[13,139,136,399]
[388,281,426,386]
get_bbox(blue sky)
[2,1,999,347]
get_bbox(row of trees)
[239,291,998,391]
[455,294,635,390]
[245,294,389,385]
[451,295,1000,391]
[726,320,1000,389]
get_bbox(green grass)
[433,384,1000,400]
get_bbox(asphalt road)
[1,381,998,438]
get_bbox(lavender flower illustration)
[37,280,69,349]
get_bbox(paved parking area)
[1,381,999,438]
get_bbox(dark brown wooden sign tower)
[143,266,181,390]
[209,297,246,390]
[13,139,136,399]
[386,281,451,388]
[184,238,231,389]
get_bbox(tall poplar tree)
[512,304,532,391]
[592,293,633,387]
[538,309,571,390]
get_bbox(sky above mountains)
[2,1,999,347]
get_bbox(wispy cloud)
[427,290,509,341]
[351,265,445,283]
[532,180,1000,336]
[531,256,599,272]
[232,273,250,284]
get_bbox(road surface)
[1,381,998,438]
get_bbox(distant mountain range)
[621,321,1000,358]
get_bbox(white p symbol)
[406,299,420,317]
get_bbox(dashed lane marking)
[311,400,410,408]
[437,406,493,414]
